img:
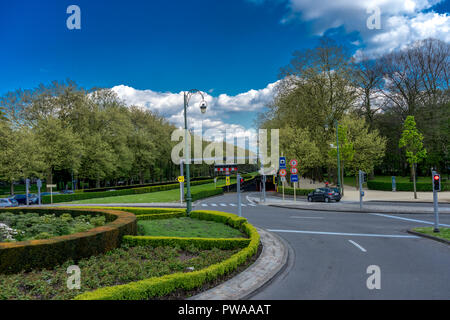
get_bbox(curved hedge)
[0,208,137,274]
[74,210,260,300]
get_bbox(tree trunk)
[412,163,418,199]
[10,180,14,196]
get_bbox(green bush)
[190,188,223,201]
[42,180,214,204]
[368,180,449,192]
[190,210,247,229]
[123,236,250,250]
[74,217,259,300]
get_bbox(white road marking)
[290,216,324,219]
[248,203,257,207]
[267,229,419,239]
[370,213,450,227]
[246,196,256,205]
[229,203,236,207]
[348,240,367,252]
[201,204,208,207]
[211,203,218,207]
[241,204,247,207]
[220,203,227,207]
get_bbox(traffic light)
[240,177,244,185]
[433,174,441,192]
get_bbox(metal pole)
[180,160,184,205]
[263,175,266,203]
[294,182,296,202]
[184,93,192,215]
[335,120,342,193]
[25,179,30,207]
[359,170,363,210]
[237,173,242,217]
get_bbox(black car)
[12,194,29,205]
[307,188,342,203]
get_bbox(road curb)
[188,228,289,300]
[407,229,450,245]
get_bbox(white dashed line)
[211,203,218,207]
[220,203,227,207]
[348,240,367,252]
[370,213,450,227]
[267,229,419,239]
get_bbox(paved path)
[195,192,450,300]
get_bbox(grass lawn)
[66,179,235,204]
[0,245,239,300]
[138,217,246,239]
[413,227,450,242]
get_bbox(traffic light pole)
[359,170,364,210]
[432,171,440,233]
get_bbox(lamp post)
[326,119,342,193]
[335,120,342,193]
[183,89,207,215]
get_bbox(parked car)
[0,198,19,208]
[28,194,39,205]
[12,194,30,205]
[61,190,75,194]
[307,188,342,203]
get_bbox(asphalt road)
[194,192,450,300]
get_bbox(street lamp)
[183,89,207,215]
[325,120,342,193]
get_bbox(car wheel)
[308,197,313,202]
[325,197,330,203]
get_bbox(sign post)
[25,179,30,207]
[358,171,365,210]
[290,159,299,202]
[279,169,287,201]
[37,179,42,206]
[178,175,185,205]
[47,184,57,204]
[179,160,184,204]
[237,174,242,217]
[392,176,396,192]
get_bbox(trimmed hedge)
[190,210,247,229]
[281,187,315,196]
[123,236,250,250]
[74,210,260,300]
[190,188,223,201]
[82,177,213,193]
[42,179,214,204]
[0,208,137,274]
[368,180,449,192]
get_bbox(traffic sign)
[281,177,287,183]
[279,157,287,169]
[226,176,231,186]
[47,184,57,188]
[289,159,298,167]
[178,176,185,183]
[279,169,287,177]
[290,167,298,175]
[37,179,42,188]
[290,175,299,183]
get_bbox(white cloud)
[111,82,279,152]
[252,0,449,57]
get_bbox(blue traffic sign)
[290,174,299,183]
[279,157,287,169]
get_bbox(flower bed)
[0,208,137,274]
[73,209,260,300]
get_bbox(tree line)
[259,37,449,186]
[0,82,211,194]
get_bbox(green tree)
[399,116,427,199]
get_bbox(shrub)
[281,188,315,196]
[123,236,250,250]
[190,188,223,201]
[189,210,247,229]
[0,208,137,274]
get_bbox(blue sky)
[1,0,448,137]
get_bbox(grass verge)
[138,217,246,239]
[413,227,450,242]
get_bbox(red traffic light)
[434,175,440,181]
